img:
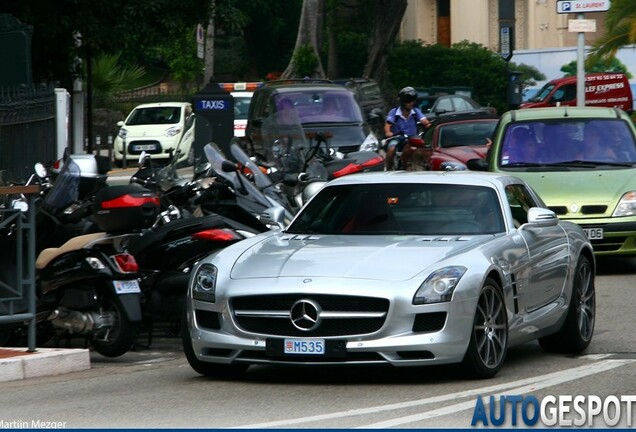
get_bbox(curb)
[0,348,91,383]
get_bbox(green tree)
[388,41,510,114]
[91,53,146,108]
[587,0,636,65]
[561,57,632,78]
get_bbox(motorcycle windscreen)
[203,143,273,211]
[44,155,80,210]
[230,143,272,190]
[261,105,310,176]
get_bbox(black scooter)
[1,157,153,357]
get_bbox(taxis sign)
[557,0,611,13]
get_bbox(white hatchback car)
[114,102,194,167]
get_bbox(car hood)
[509,168,636,210]
[437,146,488,163]
[302,124,368,148]
[230,234,486,281]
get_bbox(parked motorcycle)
[0,155,157,356]
[254,111,384,210]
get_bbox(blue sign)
[196,99,229,111]
[557,0,611,14]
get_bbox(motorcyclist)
[384,86,431,170]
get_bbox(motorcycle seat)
[35,232,107,270]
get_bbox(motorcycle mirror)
[221,160,238,173]
[34,162,47,178]
[11,199,28,212]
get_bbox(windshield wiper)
[544,160,635,168]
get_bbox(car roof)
[505,106,627,121]
[325,170,519,188]
[258,79,346,93]
[132,102,190,109]
[431,109,499,125]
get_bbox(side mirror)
[221,160,238,173]
[519,207,559,230]
[259,206,286,230]
[367,108,384,124]
[34,162,47,178]
[117,120,124,127]
[138,151,148,167]
[467,158,489,171]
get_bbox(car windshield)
[287,183,505,235]
[234,96,251,120]
[438,121,497,148]
[127,106,182,125]
[528,83,555,103]
[273,91,363,124]
[499,119,636,167]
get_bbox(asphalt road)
[1,257,635,428]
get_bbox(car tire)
[460,277,508,379]
[181,305,248,378]
[114,159,123,169]
[538,255,595,353]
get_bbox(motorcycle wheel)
[91,292,139,357]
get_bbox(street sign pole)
[577,12,585,106]
[557,0,611,107]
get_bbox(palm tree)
[587,0,636,64]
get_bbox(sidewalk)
[0,347,90,383]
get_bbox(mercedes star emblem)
[290,299,322,331]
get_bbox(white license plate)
[284,338,325,355]
[133,144,157,151]
[583,228,604,240]
[113,280,141,294]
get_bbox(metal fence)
[0,83,57,182]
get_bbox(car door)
[506,184,569,313]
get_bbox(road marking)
[234,359,635,429]
[361,359,635,428]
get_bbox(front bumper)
[185,291,476,368]
[570,219,636,255]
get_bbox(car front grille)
[548,205,609,216]
[590,236,627,253]
[127,140,162,154]
[231,294,389,337]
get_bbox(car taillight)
[192,229,242,242]
[113,253,139,273]
[332,163,362,178]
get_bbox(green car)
[471,106,636,256]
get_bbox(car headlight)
[360,133,379,152]
[192,263,218,302]
[118,128,128,139]
[413,266,467,305]
[165,126,181,138]
[439,161,467,171]
[612,191,636,217]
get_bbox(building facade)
[400,0,607,52]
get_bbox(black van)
[245,79,381,156]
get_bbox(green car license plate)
[583,228,603,240]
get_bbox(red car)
[401,109,499,171]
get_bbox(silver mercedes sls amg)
[182,171,596,379]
